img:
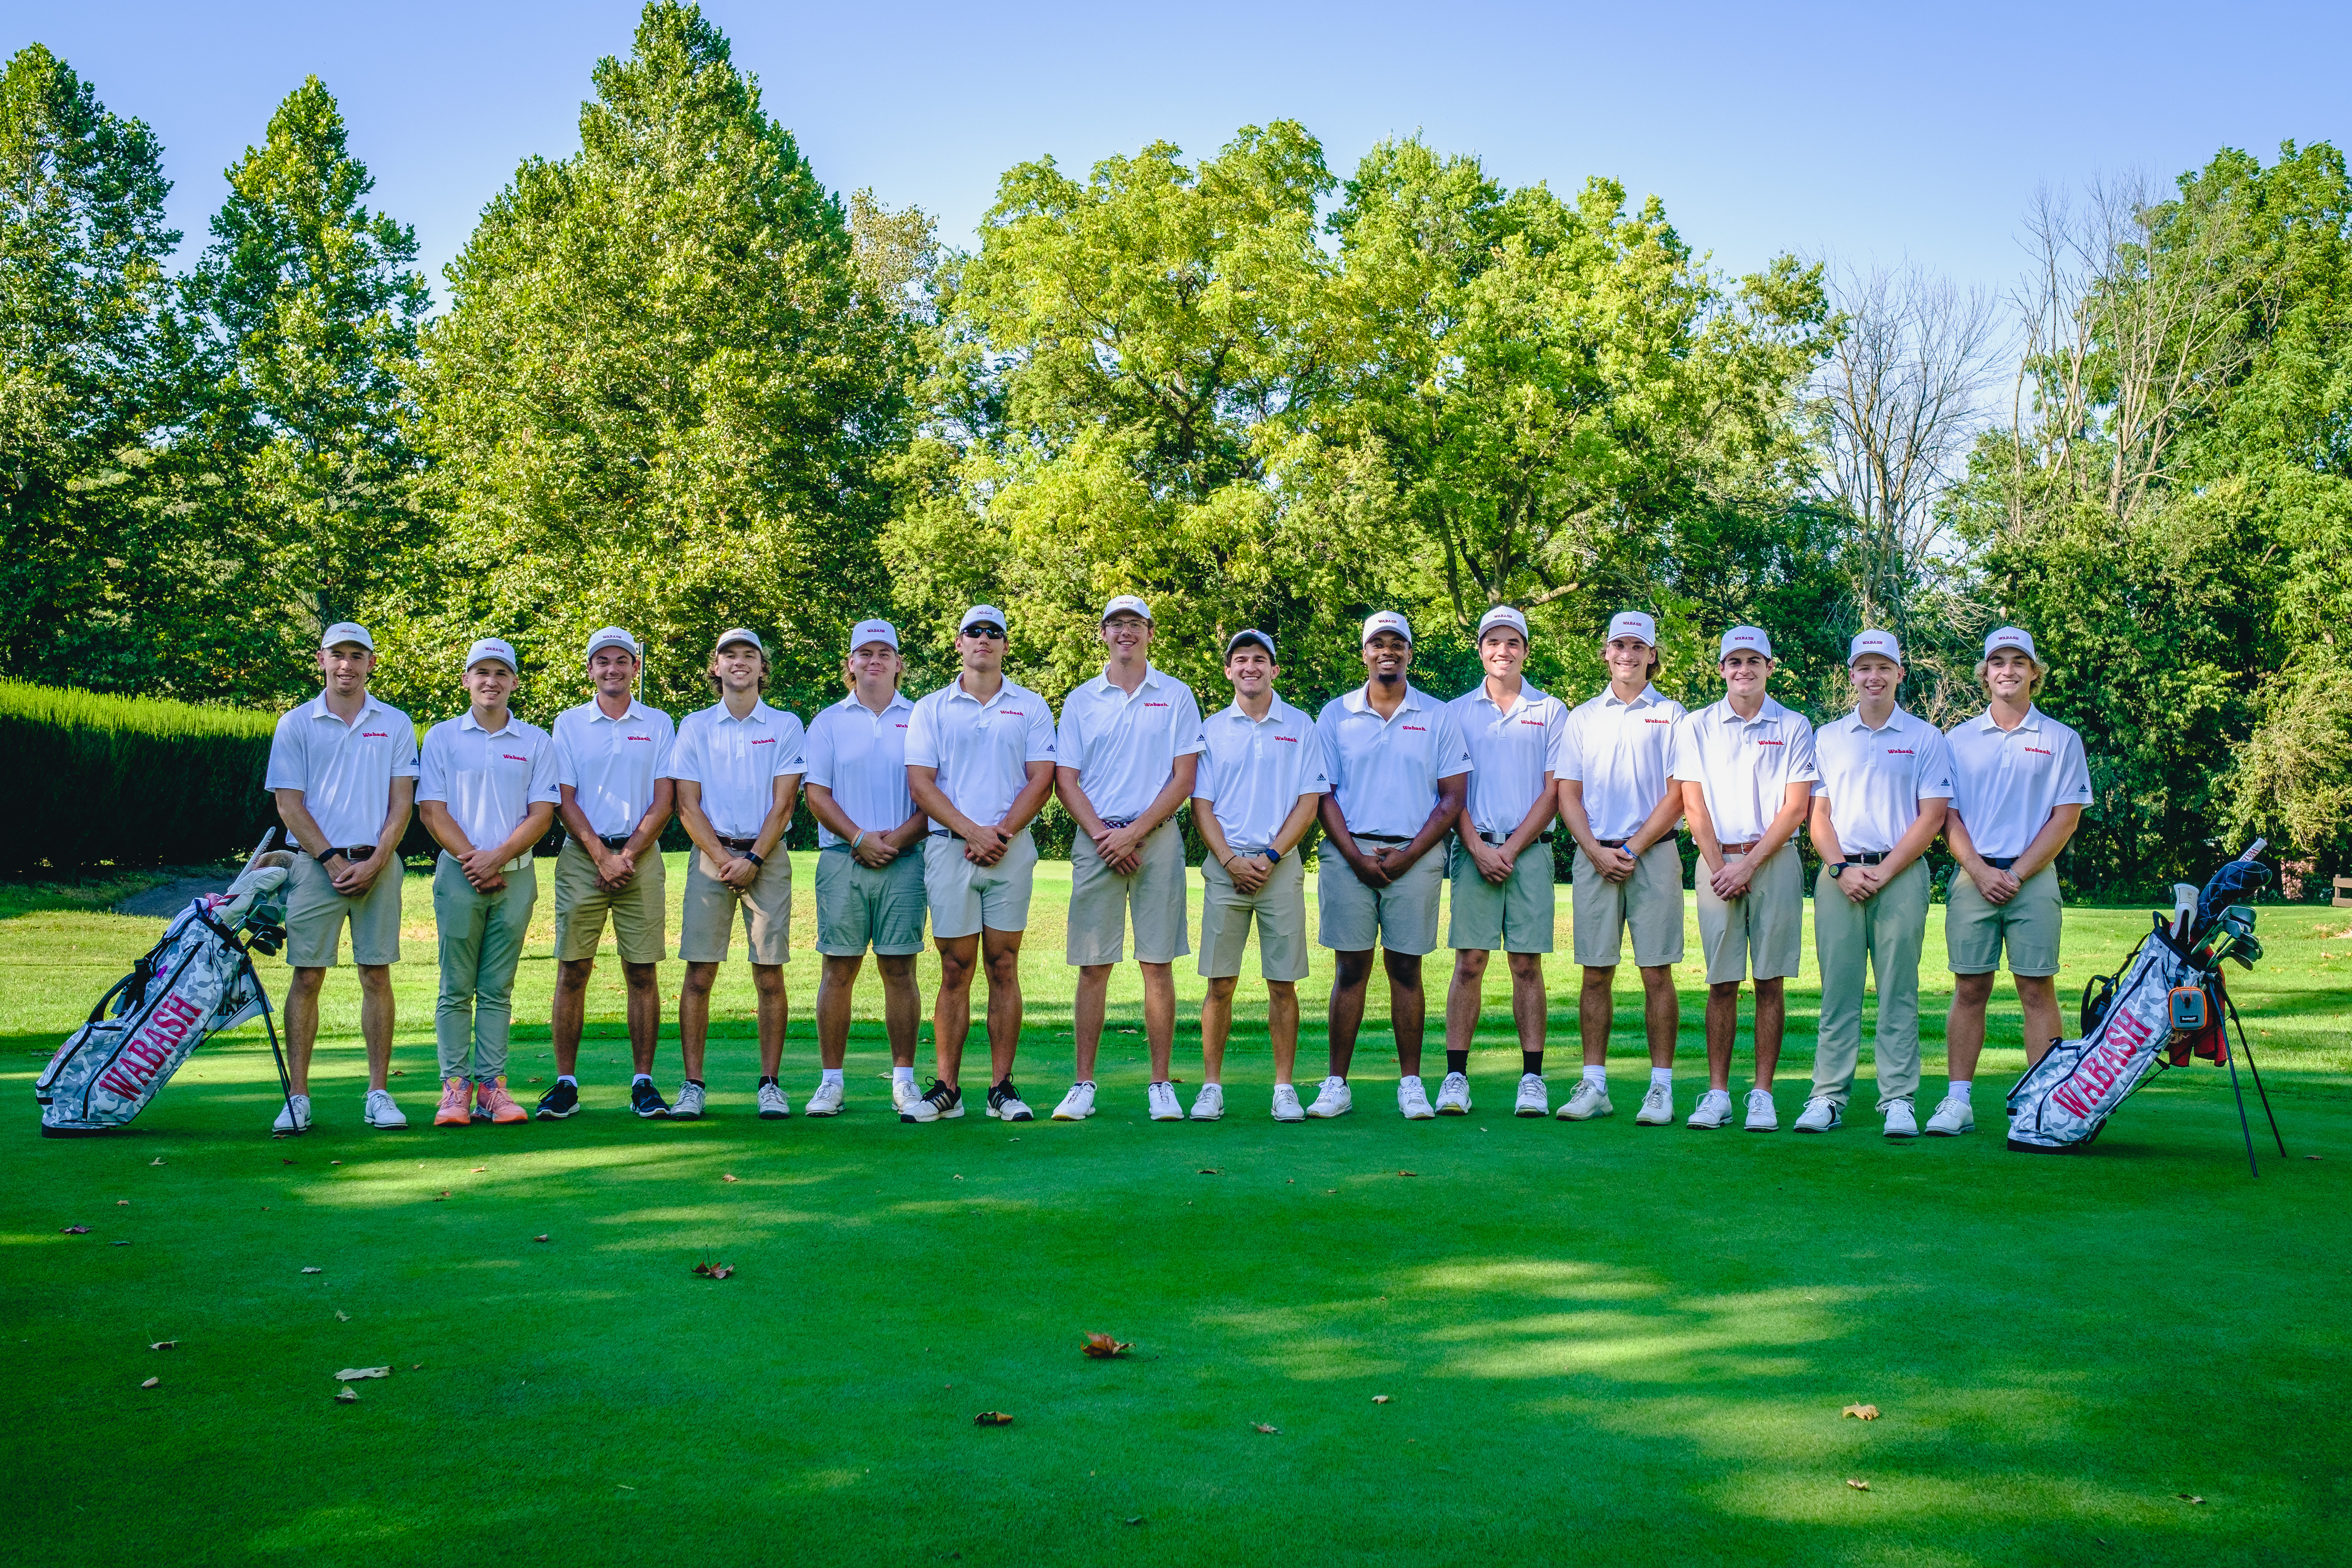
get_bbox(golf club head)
[2220,905,2257,937]
[2232,933,2264,965]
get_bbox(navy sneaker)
[630,1079,671,1119]
[535,1080,580,1120]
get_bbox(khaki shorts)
[925,828,1038,940]
[1068,819,1190,965]
[815,847,928,956]
[1198,852,1309,982]
[1318,834,1445,956]
[552,838,667,964]
[679,849,792,965]
[1946,863,2064,977]
[284,851,404,968]
[1446,836,1557,953]
[1571,840,1686,969]
[1695,843,1804,983]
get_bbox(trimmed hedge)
[0,680,278,875]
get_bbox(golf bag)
[36,839,295,1137]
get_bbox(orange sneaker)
[477,1076,529,1124]
[434,1076,472,1126]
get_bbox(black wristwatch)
[1829,862,1849,879]
[742,850,765,867]
[315,848,344,865]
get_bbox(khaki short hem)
[1198,853,1310,982]
[1445,837,1557,953]
[1945,863,2064,977]
[1570,840,1686,969]
[1068,820,1190,966]
[679,850,792,965]
[1318,835,1445,956]
[552,838,667,964]
[814,847,928,957]
[284,852,403,969]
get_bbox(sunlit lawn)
[3,851,2347,1566]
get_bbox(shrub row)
[0,681,279,875]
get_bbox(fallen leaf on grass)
[300,1267,322,1275]
[1843,1404,1880,1420]
[140,1377,159,1389]
[111,1240,129,1247]
[149,1158,165,1166]
[1372,1395,1392,1404]
[1846,1479,1870,1491]
[391,1069,404,1076]
[335,1311,350,1322]
[334,1386,358,1403]
[1124,1517,1144,1526]
[433,1191,450,1201]
[1082,1332,1133,1359]
[2175,1494,2205,1505]
[533,1234,550,1243]
[149,1340,175,1351]
[721,1174,740,1183]
[335,1366,391,1380]
[951,1175,965,1182]
[330,1160,341,1166]
[281,1158,296,1166]
[411,1364,423,1370]
[1252,1423,1279,1434]
[117,1199,129,1206]
[691,1262,734,1279]
[1197,1168,1221,1176]
[2306,1155,2321,1161]
[974,1411,1013,1426]
[1396,1171,1418,1178]
[60,1226,89,1235]
[470,1166,486,1174]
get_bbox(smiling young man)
[1670,626,1818,1132]
[802,619,931,1120]
[1049,595,1205,1123]
[1440,606,1566,1119]
[540,628,674,1122]
[1190,629,1330,1122]
[669,629,805,1121]
[1796,631,1954,1138]
[1931,626,2092,1136]
[1555,611,1687,1127]
[263,621,419,1133]
[904,605,1058,1123]
[1310,611,1474,1121]
[415,638,559,1128]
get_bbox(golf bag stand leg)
[2221,1040,2259,1177]
[246,950,301,1135]
[2223,993,2288,1157]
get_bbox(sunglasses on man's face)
[964,625,1007,641]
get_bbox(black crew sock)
[758,1075,777,1088]
[1523,1050,1544,1076]
[1445,1049,1469,1074]
[685,1078,704,1089]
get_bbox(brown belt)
[1719,840,1760,856]
[716,835,760,852]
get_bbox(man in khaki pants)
[540,627,674,1121]
[415,637,559,1127]
[1048,595,1204,1123]
[670,629,805,1121]
[1670,626,1817,1132]
[1796,631,1953,1139]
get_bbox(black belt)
[571,832,632,852]
[318,844,376,862]
[1595,837,1629,849]
[1847,850,1889,865]
[1474,830,1553,847]
[716,835,760,852]
[1984,855,2018,871]
[1352,831,1410,844]
[928,829,963,841]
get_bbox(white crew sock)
[892,1065,916,1085]
[821,1067,844,1087]
[632,1073,651,1087]
[1650,1067,1672,1087]
[557,1074,577,1087]
[1947,1078,1972,1100]
[1582,1065,1607,1086]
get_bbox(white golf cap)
[1718,625,1774,660]
[712,627,765,654]
[585,626,640,661]
[319,621,374,651]
[1848,629,1902,665]
[1362,610,1412,645]
[464,637,517,673]
[1101,594,1152,623]
[1607,611,1657,647]
[849,618,899,651]
[1984,625,2038,660]
[1476,605,1529,641]
[1226,627,1277,659]
[959,604,1008,634]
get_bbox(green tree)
[388,1,914,722]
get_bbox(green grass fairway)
[4,854,2349,1566]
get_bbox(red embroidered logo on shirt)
[1886,748,1914,756]
[1755,738,1784,747]
[2024,746,2052,756]
[360,731,388,739]
[1001,710,1025,717]
[501,753,527,762]
[1644,718,1671,725]
[1144,702,1168,708]
[752,737,776,746]
[1401,725,1427,732]
[626,735,652,742]
[1518,719,1545,727]
[1275,734,1299,743]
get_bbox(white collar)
[1341,682,1424,716]
[459,710,520,737]
[1598,683,1661,710]
[1968,703,2043,734]
[1217,694,1296,727]
[1086,663,1165,699]
[1468,679,1546,715]
[583,697,650,725]
[1841,704,1915,735]
[712,699,773,725]
[308,690,380,723]
[840,689,912,716]
[1711,695,1789,727]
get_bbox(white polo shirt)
[803,689,916,847]
[1449,680,1567,839]
[417,710,560,855]
[1315,684,1474,838]
[263,691,420,848]
[668,700,807,841]
[1944,705,2094,861]
[1668,696,1820,846]
[1558,684,1687,842]
[903,675,1057,831]
[553,697,675,839]
[1812,706,1955,856]
[1195,695,1330,850]
[1055,664,1206,823]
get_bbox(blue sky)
[13,0,2350,308]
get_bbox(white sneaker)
[1306,1076,1352,1118]
[672,1080,708,1120]
[1190,1083,1224,1121]
[1793,1096,1842,1133]
[1744,1087,1779,1131]
[804,1079,844,1117]
[891,1077,925,1115]
[1271,1084,1305,1122]
[1147,1082,1185,1121]
[1924,1094,1975,1136]
[757,1081,792,1119]
[1397,1076,1436,1120]
[1636,1082,1674,1125]
[273,1093,312,1134]
[1051,1082,1097,1121]
[1558,1079,1613,1121]
[898,1084,940,1123]
[1514,1073,1549,1117]
[1883,1100,1919,1139]
[362,1088,406,1129]
[1434,1072,1472,1115]
[1686,1088,1734,1129]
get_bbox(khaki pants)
[1570,841,1685,969]
[432,854,537,1083]
[1810,858,1929,1108]
[1446,837,1557,953]
[552,838,667,963]
[1068,819,1190,965]
[285,851,403,968]
[680,850,793,965]
[1198,852,1310,981]
[1695,843,1804,983]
